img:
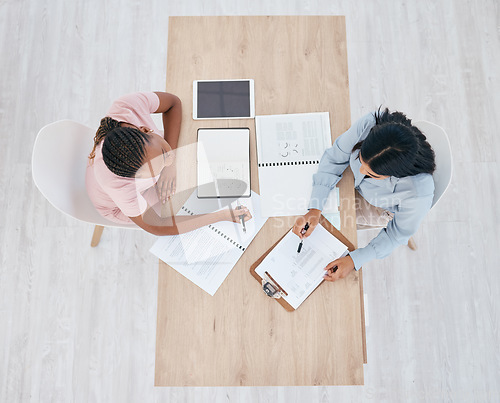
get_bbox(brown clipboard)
[249,215,356,311]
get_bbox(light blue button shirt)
[309,113,435,269]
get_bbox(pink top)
[86,92,163,223]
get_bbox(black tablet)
[193,79,255,120]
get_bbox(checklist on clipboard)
[250,217,352,311]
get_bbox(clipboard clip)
[261,271,287,299]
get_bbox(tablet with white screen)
[197,127,251,198]
[193,79,255,120]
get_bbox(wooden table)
[155,16,366,386]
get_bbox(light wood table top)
[155,16,365,386]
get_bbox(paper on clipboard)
[254,223,348,309]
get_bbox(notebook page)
[255,112,338,217]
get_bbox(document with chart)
[255,112,339,217]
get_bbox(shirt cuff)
[308,184,333,211]
[349,245,377,270]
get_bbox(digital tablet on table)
[193,79,255,120]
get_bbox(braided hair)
[353,108,436,178]
[88,117,151,178]
[89,117,121,161]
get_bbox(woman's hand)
[222,205,252,223]
[292,209,321,239]
[156,162,176,204]
[323,255,355,282]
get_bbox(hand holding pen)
[236,205,247,233]
[229,205,252,231]
[323,255,355,283]
[292,209,321,239]
[297,222,309,253]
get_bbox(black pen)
[297,222,310,253]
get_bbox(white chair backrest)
[32,120,135,228]
[413,121,453,208]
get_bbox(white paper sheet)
[254,223,348,309]
[150,190,267,296]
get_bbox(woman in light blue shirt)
[293,108,436,282]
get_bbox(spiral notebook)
[150,190,267,296]
[255,112,339,217]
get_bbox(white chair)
[413,121,453,208]
[32,120,137,247]
[356,120,453,249]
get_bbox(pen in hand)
[297,222,310,253]
[236,205,246,233]
[324,265,338,279]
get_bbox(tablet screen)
[196,80,252,119]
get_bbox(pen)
[236,205,246,233]
[297,222,310,253]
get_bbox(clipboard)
[249,215,355,312]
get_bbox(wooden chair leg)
[407,237,417,251]
[91,225,104,247]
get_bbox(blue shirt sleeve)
[309,113,375,210]
[349,176,434,269]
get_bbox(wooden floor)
[1,0,498,402]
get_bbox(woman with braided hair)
[293,107,436,282]
[86,92,251,235]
